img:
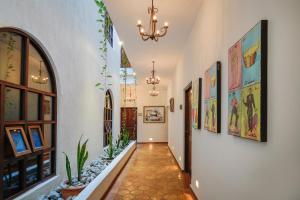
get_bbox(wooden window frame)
[0,28,57,200]
[103,90,113,147]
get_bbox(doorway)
[121,107,137,140]
[184,83,192,184]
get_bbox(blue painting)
[31,129,42,148]
[11,130,27,153]
[242,22,261,86]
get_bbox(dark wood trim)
[0,84,4,200]
[216,61,221,133]
[102,144,137,199]
[184,83,192,175]
[260,20,268,142]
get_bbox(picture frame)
[192,78,202,129]
[5,126,32,157]
[169,98,175,112]
[203,61,221,133]
[228,20,268,142]
[143,106,165,123]
[28,125,45,151]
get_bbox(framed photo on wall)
[143,106,165,123]
[5,127,32,157]
[28,125,45,151]
[228,20,268,142]
[203,62,221,133]
[192,78,202,129]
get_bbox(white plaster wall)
[168,0,300,199]
[0,0,121,198]
[121,84,168,143]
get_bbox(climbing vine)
[95,0,113,90]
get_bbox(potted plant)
[61,136,89,199]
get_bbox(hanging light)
[149,85,159,96]
[31,60,48,84]
[137,0,169,41]
[146,61,160,85]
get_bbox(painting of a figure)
[192,78,202,129]
[228,90,241,135]
[227,20,267,142]
[241,84,261,140]
[204,70,210,99]
[228,40,242,90]
[5,127,32,157]
[203,62,221,133]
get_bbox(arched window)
[103,90,113,146]
[0,28,57,199]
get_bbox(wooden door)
[121,107,137,140]
[184,84,192,183]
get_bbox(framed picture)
[143,106,165,123]
[203,62,221,133]
[28,125,45,151]
[5,127,32,157]
[192,78,202,129]
[169,98,175,112]
[228,20,268,142]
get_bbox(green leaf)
[63,152,72,185]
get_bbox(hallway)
[105,144,195,200]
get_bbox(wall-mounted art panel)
[204,62,221,133]
[228,20,268,142]
[192,78,202,129]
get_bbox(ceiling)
[104,0,202,88]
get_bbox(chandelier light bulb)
[141,28,145,33]
[153,15,157,21]
[164,22,169,27]
[156,30,160,34]
[137,20,142,25]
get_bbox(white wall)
[168,0,300,200]
[121,84,168,143]
[0,0,121,198]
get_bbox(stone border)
[75,141,136,200]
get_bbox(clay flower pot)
[61,181,87,199]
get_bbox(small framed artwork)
[5,127,32,157]
[228,20,268,142]
[143,106,165,123]
[192,78,202,129]
[28,125,45,151]
[169,98,175,112]
[203,61,221,133]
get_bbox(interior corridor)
[105,144,195,200]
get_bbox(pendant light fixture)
[146,61,160,85]
[31,61,48,84]
[137,0,169,41]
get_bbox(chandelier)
[31,61,48,84]
[137,0,169,41]
[149,85,159,96]
[146,61,160,85]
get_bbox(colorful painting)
[203,62,221,133]
[228,20,267,142]
[192,78,202,129]
[143,106,165,123]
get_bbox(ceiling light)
[146,61,160,85]
[137,0,169,41]
[31,60,48,84]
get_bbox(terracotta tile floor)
[104,143,195,200]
